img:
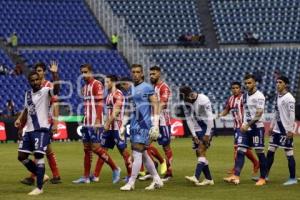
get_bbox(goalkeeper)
[120,64,163,191]
[179,86,215,186]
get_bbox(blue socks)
[234,151,245,176]
[203,165,212,180]
[257,152,267,179]
[195,162,205,180]
[22,159,37,175]
[266,150,275,175]
[287,156,296,179]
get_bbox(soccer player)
[218,82,259,175]
[180,86,214,186]
[72,64,120,184]
[224,74,267,186]
[266,76,297,185]
[20,62,61,185]
[15,61,60,195]
[120,64,163,191]
[149,66,173,181]
[91,75,132,182]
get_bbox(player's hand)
[287,131,294,139]
[17,128,23,140]
[119,125,126,140]
[49,60,58,73]
[14,119,22,128]
[51,123,58,135]
[149,126,159,140]
[193,136,200,144]
[241,124,249,133]
[104,122,110,132]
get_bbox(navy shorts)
[237,127,265,149]
[192,130,211,150]
[81,126,103,143]
[157,125,171,146]
[130,128,150,145]
[269,132,293,150]
[100,130,127,150]
[18,129,50,154]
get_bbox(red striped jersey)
[154,81,171,126]
[106,89,124,130]
[82,79,104,126]
[225,94,243,129]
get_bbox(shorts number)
[280,136,287,144]
[34,138,39,149]
[253,136,259,144]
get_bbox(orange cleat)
[255,178,266,186]
[223,175,240,185]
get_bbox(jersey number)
[253,136,259,144]
[280,136,287,144]
[34,138,39,149]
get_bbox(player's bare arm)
[241,108,263,133]
[49,60,60,96]
[149,94,160,140]
[104,97,122,131]
[14,108,28,128]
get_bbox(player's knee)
[285,150,294,157]
[268,146,277,152]
[35,158,45,166]
[34,153,44,160]
[237,147,247,153]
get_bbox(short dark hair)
[106,74,118,82]
[179,86,193,100]
[231,81,241,87]
[277,76,290,84]
[34,62,46,72]
[150,65,161,71]
[244,74,256,81]
[27,70,39,80]
[80,63,93,71]
[131,64,143,70]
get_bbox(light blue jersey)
[130,82,154,144]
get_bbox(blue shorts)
[237,127,265,149]
[269,132,293,150]
[233,128,241,145]
[100,130,127,150]
[130,128,150,145]
[157,125,171,146]
[192,130,211,150]
[18,129,50,154]
[81,126,103,143]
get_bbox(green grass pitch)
[0,136,299,200]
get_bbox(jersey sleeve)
[203,100,214,136]
[114,91,124,110]
[256,94,265,110]
[92,81,104,101]
[24,92,28,109]
[145,84,155,97]
[159,84,171,104]
[285,98,296,132]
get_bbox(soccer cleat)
[160,159,167,175]
[112,167,121,184]
[161,174,173,182]
[185,176,199,184]
[28,188,43,196]
[255,178,266,186]
[50,176,62,184]
[43,174,50,183]
[223,175,240,185]
[252,176,269,182]
[138,171,146,177]
[283,178,298,186]
[196,179,214,186]
[145,179,164,190]
[139,174,152,181]
[72,177,90,184]
[120,183,135,191]
[20,177,35,186]
[90,175,99,182]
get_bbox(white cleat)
[120,183,135,191]
[145,179,164,190]
[185,176,199,184]
[139,174,152,181]
[195,179,214,186]
[28,188,43,196]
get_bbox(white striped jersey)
[24,87,52,132]
[154,81,171,126]
[272,92,295,133]
[82,79,103,126]
[243,90,265,128]
[225,94,243,129]
[106,89,125,130]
